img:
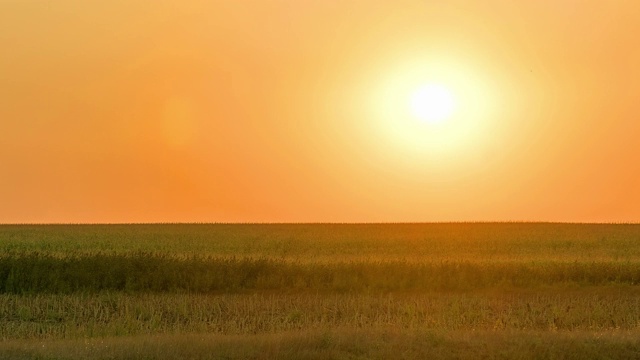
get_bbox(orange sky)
[1,0,639,223]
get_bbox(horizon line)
[1,221,639,226]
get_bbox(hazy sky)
[1,0,639,223]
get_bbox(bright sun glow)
[409,84,456,124]
[368,57,499,164]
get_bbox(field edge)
[2,328,640,360]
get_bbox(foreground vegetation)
[2,290,640,340]
[4,329,640,360]
[1,223,639,358]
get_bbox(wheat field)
[1,223,640,359]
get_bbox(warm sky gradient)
[1,1,639,223]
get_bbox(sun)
[366,56,498,163]
[409,83,456,124]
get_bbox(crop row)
[2,224,640,261]
[2,291,640,339]
[2,253,640,293]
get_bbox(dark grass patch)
[2,253,640,294]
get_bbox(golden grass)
[2,223,639,262]
[1,289,640,340]
[2,329,640,360]
[1,223,640,359]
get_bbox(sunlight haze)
[1,0,639,223]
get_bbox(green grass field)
[1,223,640,359]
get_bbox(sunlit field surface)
[2,223,640,359]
